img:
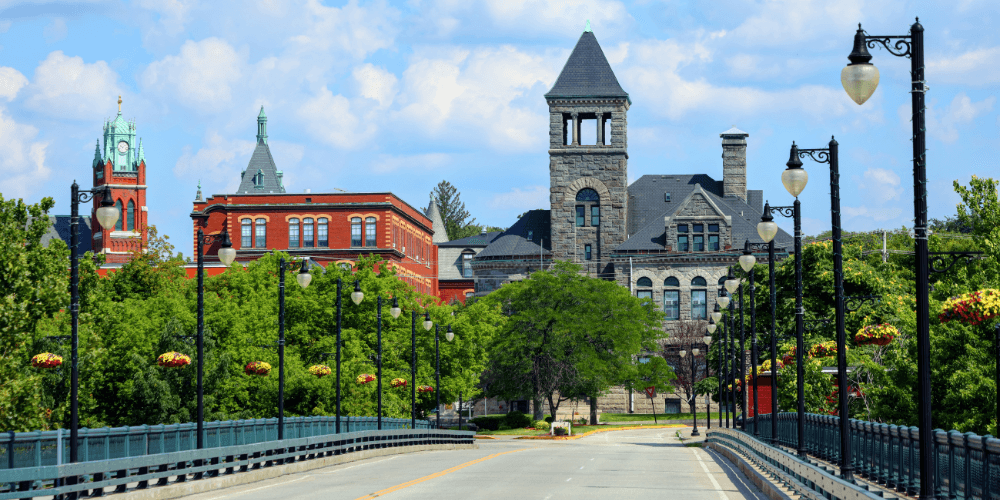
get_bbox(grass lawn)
[476,427,551,436]
[601,412,721,423]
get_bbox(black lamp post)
[347,282,365,433]
[757,202,794,447]
[413,312,432,428]
[195,228,236,450]
[842,20,933,496]
[716,294,730,428]
[708,312,720,430]
[680,337,710,437]
[275,258,313,441]
[724,267,740,428]
[67,182,118,478]
[738,275,746,429]
[739,241,759,437]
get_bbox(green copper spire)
[585,19,591,32]
[256,106,268,144]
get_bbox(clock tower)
[92,96,148,263]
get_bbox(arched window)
[691,277,707,319]
[636,276,653,301]
[255,219,266,248]
[241,219,252,248]
[289,218,300,248]
[351,218,362,247]
[339,262,352,271]
[303,218,314,248]
[253,169,264,188]
[115,200,123,231]
[691,276,707,287]
[317,218,328,247]
[663,276,679,320]
[576,188,600,201]
[365,217,376,247]
[575,188,600,227]
[637,277,652,287]
[126,200,135,231]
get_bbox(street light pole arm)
[798,148,831,164]
[865,34,913,58]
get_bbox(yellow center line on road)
[353,448,531,500]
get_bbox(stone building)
[471,27,794,417]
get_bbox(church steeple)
[256,106,268,144]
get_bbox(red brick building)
[188,108,439,296]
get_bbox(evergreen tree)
[427,181,476,241]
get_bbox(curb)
[109,442,477,500]
[706,441,795,500]
[513,424,686,440]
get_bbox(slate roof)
[475,210,551,259]
[236,141,285,194]
[424,200,449,244]
[616,174,792,253]
[438,231,503,248]
[544,31,629,101]
[40,216,93,253]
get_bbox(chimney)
[721,126,748,201]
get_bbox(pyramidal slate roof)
[544,31,629,101]
[236,109,285,195]
[425,199,449,244]
[476,210,551,259]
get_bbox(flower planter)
[855,323,898,346]
[390,378,407,388]
[157,352,192,368]
[309,365,332,378]
[417,385,434,393]
[245,361,271,376]
[31,353,63,369]
[809,340,840,358]
[356,373,376,385]
[940,289,1000,326]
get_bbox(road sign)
[644,386,656,398]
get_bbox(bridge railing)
[1,416,431,470]
[744,412,1000,499]
[0,428,473,500]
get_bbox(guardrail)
[2,416,431,470]
[0,428,474,499]
[747,412,1000,499]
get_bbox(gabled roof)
[438,231,503,248]
[475,210,551,259]
[544,31,629,101]
[236,141,285,194]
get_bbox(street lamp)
[679,346,702,436]
[788,138,852,476]
[67,182,118,475]
[711,304,722,324]
[277,258,311,441]
[194,228,235,453]
[410,312,433,429]
[757,202,793,447]
[740,241,759,437]
[843,20,935,497]
[719,289,730,429]
[703,334,712,430]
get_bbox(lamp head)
[703,335,712,345]
[94,184,120,230]
[711,304,722,323]
[390,297,401,319]
[757,201,779,243]
[351,280,364,305]
[296,259,312,288]
[739,240,757,272]
[217,229,237,266]
[842,23,879,105]
[423,312,433,331]
[692,348,700,356]
[718,293,731,309]
[446,325,454,342]
[782,142,809,198]
[724,267,740,294]
[679,349,687,358]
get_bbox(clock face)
[117,141,129,153]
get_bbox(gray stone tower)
[721,126,749,201]
[545,27,630,275]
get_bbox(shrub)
[544,416,555,423]
[497,424,511,431]
[578,418,587,425]
[554,427,568,436]
[533,420,550,431]
[469,415,505,431]
[504,411,532,429]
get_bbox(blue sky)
[0,0,997,257]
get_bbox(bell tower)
[546,26,630,275]
[92,96,148,263]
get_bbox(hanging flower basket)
[417,385,434,393]
[939,289,1000,326]
[356,373,376,385]
[157,352,191,368]
[855,324,898,346]
[758,359,784,374]
[727,379,743,392]
[31,353,63,369]
[309,365,332,378]
[390,378,407,388]
[809,340,840,358]
[245,361,271,376]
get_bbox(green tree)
[622,356,676,421]
[427,181,476,241]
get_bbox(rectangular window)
[663,290,679,320]
[255,219,266,248]
[678,235,688,252]
[708,223,719,232]
[665,193,671,202]
[303,218,314,248]
[691,290,707,319]
[351,218,362,247]
[241,220,251,248]
[366,217,376,247]
[289,218,300,248]
[693,235,704,251]
[693,223,704,233]
[637,290,652,300]
[463,254,473,278]
[677,224,688,233]
[576,206,585,227]
[708,234,719,251]
[585,244,592,260]
[318,218,328,247]
[591,206,600,226]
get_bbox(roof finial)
[585,19,591,32]
[117,95,122,113]
[198,179,201,190]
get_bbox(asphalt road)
[180,428,767,500]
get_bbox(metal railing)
[0,428,474,499]
[2,416,431,470]
[747,412,1000,499]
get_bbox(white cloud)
[353,64,399,108]
[0,67,28,101]
[0,107,50,199]
[859,167,903,204]
[141,38,244,112]
[411,0,633,39]
[489,185,548,210]
[725,0,898,50]
[287,0,401,60]
[899,93,996,144]
[368,153,450,174]
[25,51,124,120]
[928,46,1000,85]
[136,0,198,36]
[297,86,377,149]
[842,205,903,222]
[173,131,256,194]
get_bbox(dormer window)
[253,169,264,188]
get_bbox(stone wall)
[722,132,749,201]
